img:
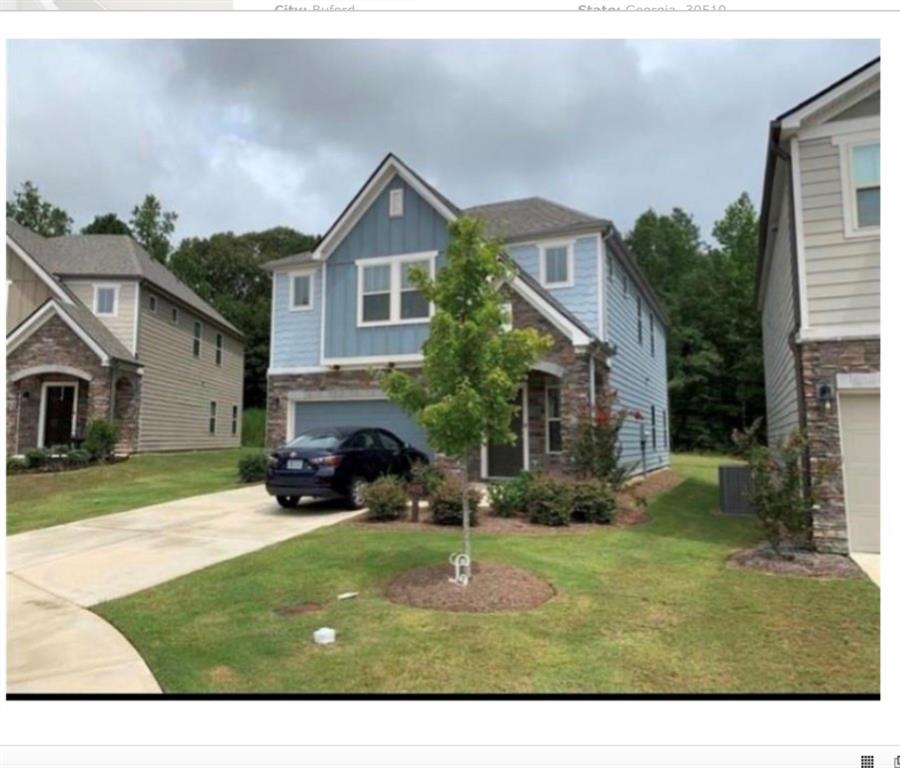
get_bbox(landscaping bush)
[83,419,119,460]
[24,447,50,469]
[570,479,617,524]
[487,471,533,518]
[362,475,408,521]
[237,451,268,483]
[66,448,92,469]
[48,444,71,457]
[6,457,27,474]
[430,476,481,526]
[525,475,574,526]
[408,461,444,496]
[569,390,631,490]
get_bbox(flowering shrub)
[569,389,631,489]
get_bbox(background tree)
[380,217,551,583]
[169,227,319,407]
[6,180,73,236]
[82,212,132,236]
[130,194,178,263]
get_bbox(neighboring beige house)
[757,58,880,554]
[6,218,245,455]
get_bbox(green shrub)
[362,475,408,521]
[6,457,27,474]
[237,451,268,483]
[66,448,92,468]
[48,443,71,457]
[408,461,444,496]
[570,479,617,524]
[84,419,120,460]
[24,447,50,469]
[569,389,631,489]
[487,471,533,518]
[526,475,574,526]
[430,476,481,526]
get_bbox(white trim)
[287,388,389,403]
[833,131,880,240]
[481,385,529,479]
[539,239,575,289]
[7,301,110,365]
[356,251,436,328]
[544,382,562,455]
[5,235,73,305]
[288,269,315,312]
[318,262,328,366]
[314,156,457,260]
[532,360,565,379]
[588,356,596,410]
[268,366,328,376]
[92,283,120,317]
[836,372,880,391]
[132,282,141,354]
[269,271,277,370]
[389,188,404,218]
[796,324,880,342]
[780,61,879,131]
[596,235,606,340]
[320,352,424,368]
[507,275,592,347]
[37,381,79,448]
[796,115,880,142]
[789,137,811,331]
[11,365,93,383]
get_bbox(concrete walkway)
[7,486,362,693]
[851,552,881,587]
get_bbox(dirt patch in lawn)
[615,468,682,526]
[387,562,555,613]
[728,543,864,579]
[274,601,322,616]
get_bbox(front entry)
[485,388,526,478]
[41,384,77,447]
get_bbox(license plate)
[286,459,306,470]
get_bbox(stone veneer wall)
[800,337,880,554]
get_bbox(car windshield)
[287,430,344,450]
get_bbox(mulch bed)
[386,562,555,613]
[727,543,864,579]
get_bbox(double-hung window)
[290,272,313,311]
[193,321,202,358]
[400,259,430,320]
[93,285,118,316]
[360,263,392,323]
[358,253,435,326]
[231,405,239,436]
[837,136,880,236]
[545,385,562,453]
[215,333,223,366]
[637,296,643,345]
[650,315,655,357]
[651,405,657,449]
[541,243,572,288]
[209,401,217,434]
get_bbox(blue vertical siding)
[507,236,599,335]
[324,174,449,359]
[605,253,670,473]
[271,268,322,369]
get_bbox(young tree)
[380,217,551,583]
[6,180,73,237]
[82,212,132,236]
[130,194,178,263]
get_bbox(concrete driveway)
[7,486,362,693]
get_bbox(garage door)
[838,392,880,553]
[291,399,432,455]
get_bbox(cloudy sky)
[7,39,878,244]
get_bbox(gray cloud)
[7,38,879,244]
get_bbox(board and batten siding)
[6,247,53,331]
[323,174,449,360]
[605,256,670,474]
[507,235,600,335]
[798,135,880,332]
[271,268,322,369]
[136,289,244,452]
[63,279,138,351]
[761,179,801,447]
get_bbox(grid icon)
[861,757,874,768]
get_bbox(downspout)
[588,354,596,411]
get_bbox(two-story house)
[264,154,669,480]
[757,57,880,555]
[6,219,245,455]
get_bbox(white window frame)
[545,383,563,455]
[37,381,79,448]
[92,283,120,317]
[288,269,314,312]
[193,320,203,358]
[539,240,575,289]
[389,188,404,218]
[834,131,880,239]
[356,251,437,328]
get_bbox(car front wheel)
[348,477,368,510]
[276,495,300,509]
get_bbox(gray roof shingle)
[464,197,610,242]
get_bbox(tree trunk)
[461,452,472,584]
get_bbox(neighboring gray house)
[265,154,669,479]
[757,58,880,554]
[6,219,245,454]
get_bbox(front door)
[43,385,76,447]
[486,390,525,478]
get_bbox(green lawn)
[241,407,266,447]
[7,448,257,535]
[95,454,880,694]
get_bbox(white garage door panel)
[839,393,880,553]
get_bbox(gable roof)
[6,218,242,337]
[464,197,610,242]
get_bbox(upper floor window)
[357,253,435,327]
[193,321,202,358]
[650,315,655,357]
[290,272,313,311]
[172,307,179,325]
[540,243,573,288]
[148,294,157,313]
[637,296,643,345]
[389,188,404,218]
[93,285,119,317]
[837,136,880,237]
[215,333,223,366]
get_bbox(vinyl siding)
[798,131,880,332]
[761,184,801,447]
[323,174,449,360]
[271,268,322,369]
[6,247,53,330]
[63,279,138,352]
[136,289,244,452]
[507,235,600,334]
[605,256,670,474]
